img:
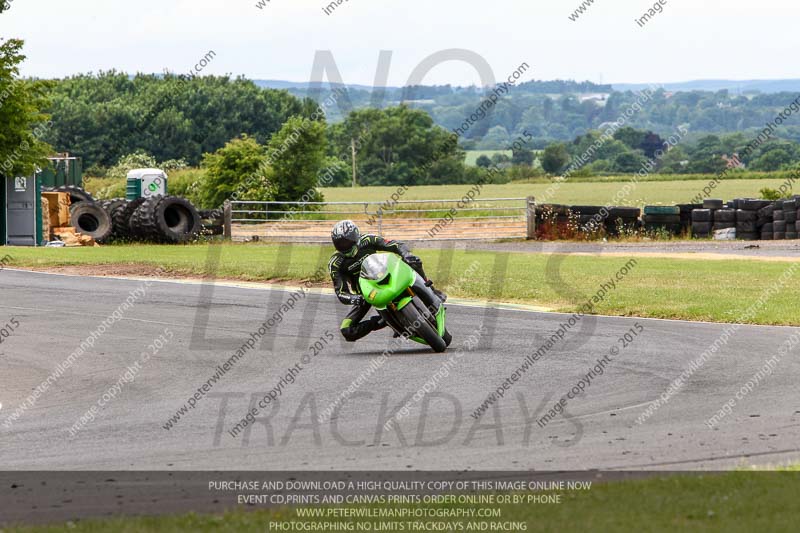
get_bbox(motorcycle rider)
[329,220,446,342]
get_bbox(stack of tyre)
[794,199,800,239]
[567,206,640,235]
[121,195,202,243]
[691,199,724,238]
[730,199,770,241]
[757,202,775,240]
[642,206,682,234]
[677,204,702,234]
[771,198,798,241]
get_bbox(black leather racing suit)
[329,234,428,342]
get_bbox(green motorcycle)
[359,253,452,353]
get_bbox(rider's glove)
[350,295,365,306]
[404,254,422,268]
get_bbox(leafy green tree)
[44,72,311,167]
[0,39,52,177]
[640,132,665,158]
[200,135,271,208]
[511,147,535,166]
[106,152,158,181]
[751,148,793,171]
[541,144,570,174]
[475,154,492,168]
[611,152,647,173]
[491,153,511,166]
[613,127,646,150]
[266,115,327,202]
[329,106,464,186]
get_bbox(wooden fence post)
[526,196,536,240]
[223,200,232,240]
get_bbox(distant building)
[722,153,746,169]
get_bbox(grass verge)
[6,471,800,532]
[3,243,799,325]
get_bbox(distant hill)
[613,79,800,94]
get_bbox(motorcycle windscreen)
[359,254,417,309]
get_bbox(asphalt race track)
[2,269,800,472]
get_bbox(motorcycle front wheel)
[397,297,447,353]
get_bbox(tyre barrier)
[129,195,202,243]
[535,196,800,241]
[45,186,205,244]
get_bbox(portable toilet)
[126,168,168,201]
[1,174,44,246]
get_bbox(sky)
[1,0,797,87]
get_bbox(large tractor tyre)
[53,185,95,206]
[100,198,127,222]
[135,196,202,243]
[112,198,145,240]
[69,201,112,243]
[155,196,202,243]
[397,298,447,353]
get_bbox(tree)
[491,153,511,166]
[611,152,647,173]
[511,147,535,166]
[541,144,570,174]
[640,132,665,158]
[266,115,327,202]
[200,135,271,208]
[0,39,52,178]
[43,72,310,167]
[751,148,793,171]
[475,154,492,168]
[613,127,646,150]
[329,106,465,186]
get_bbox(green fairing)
[359,254,417,310]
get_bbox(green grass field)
[7,471,799,532]
[321,177,793,207]
[4,243,799,325]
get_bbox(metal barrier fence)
[225,197,536,242]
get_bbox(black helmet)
[332,220,360,256]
